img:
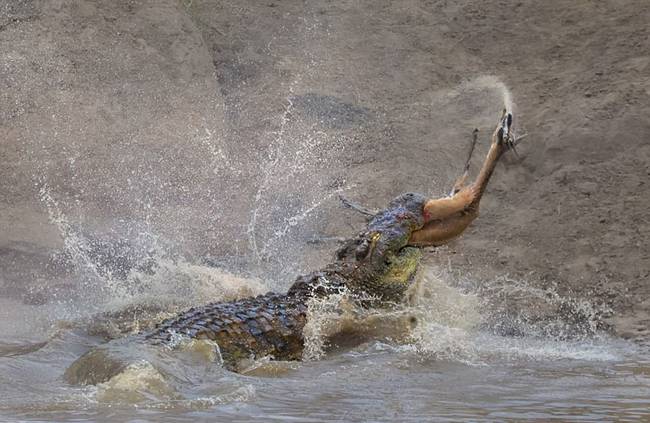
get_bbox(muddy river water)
[1,265,648,422]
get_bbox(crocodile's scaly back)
[146,293,308,369]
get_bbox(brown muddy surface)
[1,0,649,421]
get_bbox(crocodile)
[65,110,517,383]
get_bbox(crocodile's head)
[335,192,427,304]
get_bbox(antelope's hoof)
[497,111,516,152]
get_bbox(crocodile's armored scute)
[146,292,309,368]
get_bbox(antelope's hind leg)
[449,128,479,196]
[410,131,481,246]
[419,129,480,224]
[409,111,515,247]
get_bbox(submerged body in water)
[66,111,517,381]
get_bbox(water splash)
[247,85,296,265]
[244,84,354,279]
[302,281,350,361]
[37,178,268,327]
[405,267,619,363]
[262,184,352,259]
[299,265,622,365]
[475,274,610,340]
[38,180,105,284]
